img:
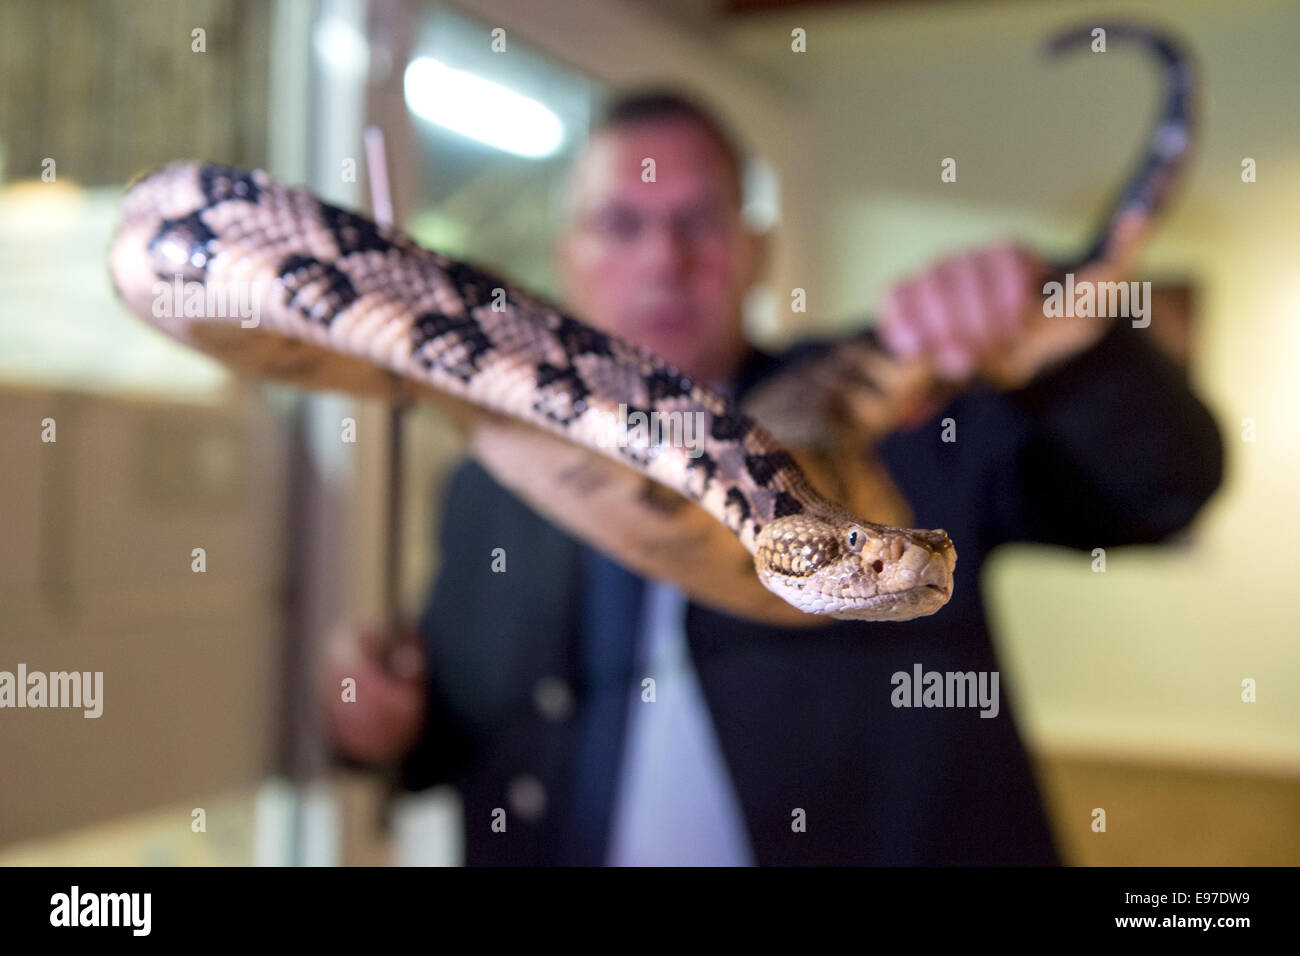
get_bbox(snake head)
[753,513,956,622]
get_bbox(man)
[323,91,1223,865]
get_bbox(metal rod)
[364,125,408,660]
[365,125,412,838]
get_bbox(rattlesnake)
[105,22,1191,625]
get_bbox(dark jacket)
[398,319,1224,865]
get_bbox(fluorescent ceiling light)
[314,16,369,78]
[403,56,564,159]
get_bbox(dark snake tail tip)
[1042,21,1189,69]
[1043,22,1197,268]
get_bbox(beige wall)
[0,385,288,846]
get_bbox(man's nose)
[638,220,692,277]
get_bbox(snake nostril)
[871,559,884,574]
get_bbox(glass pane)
[0,0,296,867]
[400,4,603,296]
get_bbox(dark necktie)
[557,544,645,865]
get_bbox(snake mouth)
[822,580,953,621]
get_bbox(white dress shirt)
[605,578,756,866]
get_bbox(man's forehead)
[567,119,742,212]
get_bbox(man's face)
[557,119,760,385]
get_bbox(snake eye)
[844,527,865,553]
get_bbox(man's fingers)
[985,244,1034,336]
[357,623,425,676]
[914,276,962,364]
[321,622,429,762]
[880,272,974,380]
[330,668,427,758]
[938,254,997,356]
[878,243,1049,381]
[387,642,425,681]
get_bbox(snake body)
[106,22,1191,625]
[108,162,956,621]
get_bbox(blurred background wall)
[0,0,1295,866]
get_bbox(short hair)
[589,88,746,203]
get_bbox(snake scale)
[106,23,1191,625]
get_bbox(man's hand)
[878,210,1149,390]
[320,623,428,764]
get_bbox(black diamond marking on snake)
[150,210,218,283]
[710,408,750,442]
[744,451,796,487]
[198,164,261,206]
[616,401,664,467]
[533,362,591,424]
[444,261,506,312]
[724,487,751,524]
[320,202,393,256]
[551,314,614,359]
[278,254,358,326]
[772,491,803,518]
[412,311,496,382]
[645,368,692,402]
[686,450,718,485]
[621,402,655,430]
